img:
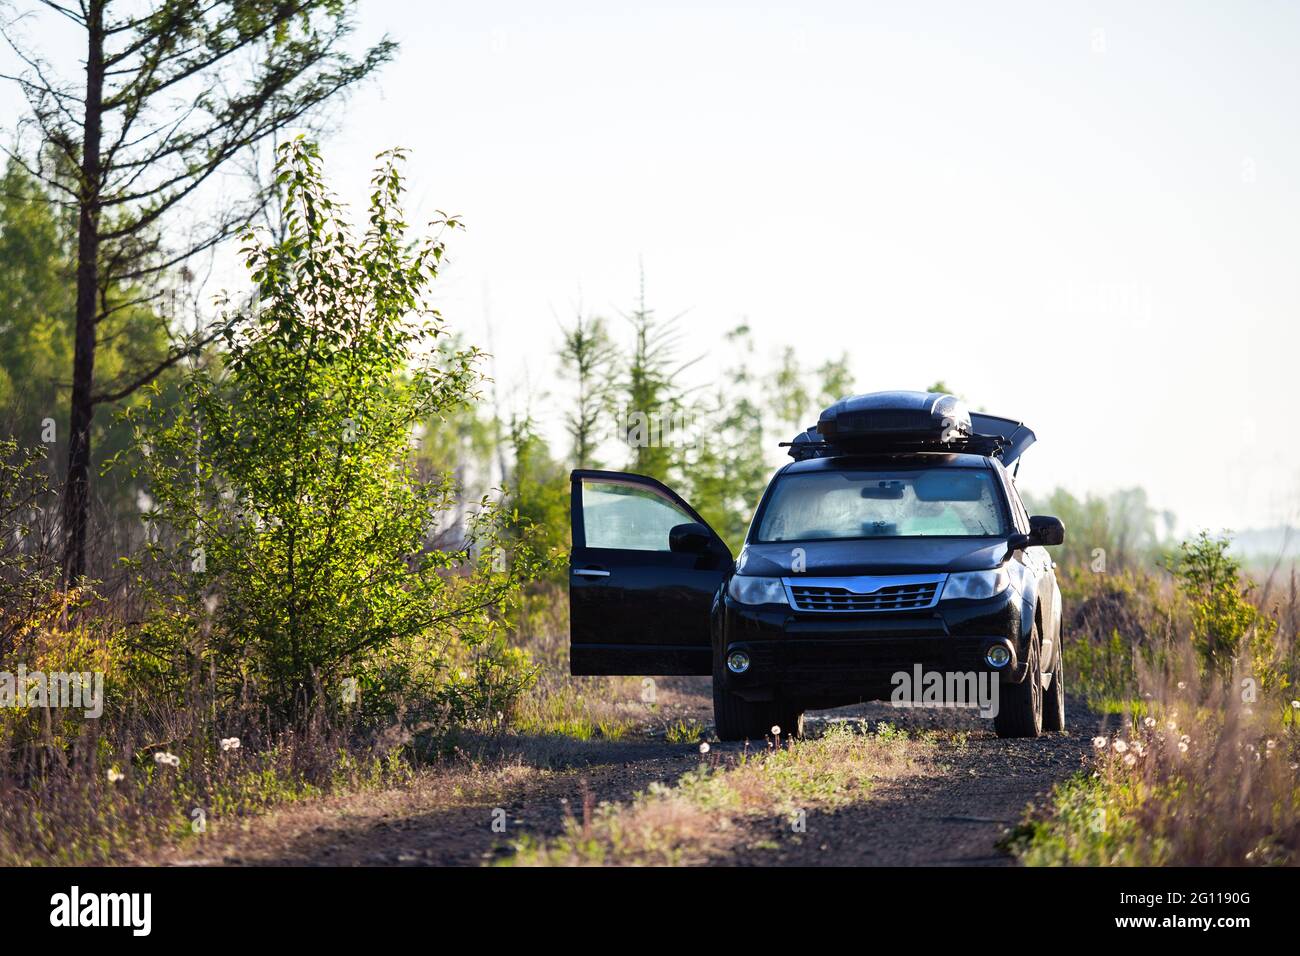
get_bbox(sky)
[6,1,1300,534]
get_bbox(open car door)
[570,470,731,676]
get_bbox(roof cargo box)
[817,390,971,450]
[783,390,1037,468]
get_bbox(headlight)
[727,575,788,606]
[941,567,1010,601]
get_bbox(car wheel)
[1042,638,1066,733]
[712,643,779,741]
[993,623,1043,739]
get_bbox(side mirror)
[669,522,713,554]
[1027,515,1065,547]
[1004,532,1031,558]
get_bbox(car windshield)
[753,467,1009,542]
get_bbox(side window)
[582,480,694,551]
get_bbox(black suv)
[568,391,1066,740]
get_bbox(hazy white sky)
[8,1,1300,533]
[317,0,1300,533]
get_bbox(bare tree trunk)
[62,0,105,583]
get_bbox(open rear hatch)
[967,412,1036,469]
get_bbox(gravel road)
[166,678,1117,867]
[737,699,1113,866]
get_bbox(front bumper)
[719,588,1024,707]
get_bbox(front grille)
[789,581,939,613]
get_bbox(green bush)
[1171,531,1279,689]
[115,140,541,731]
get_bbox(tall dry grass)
[1013,548,1300,866]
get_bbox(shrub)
[114,140,541,733]
[1171,532,1280,689]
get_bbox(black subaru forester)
[568,391,1066,741]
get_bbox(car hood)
[735,537,1008,577]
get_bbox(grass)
[1001,771,1150,865]
[1008,673,1300,866]
[0,739,413,866]
[1008,550,1300,866]
[145,750,565,866]
[511,677,640,741]
[502,722,931,866]
[664,718,704,744]
[0,623,677,864]
[1086,696,1155,717]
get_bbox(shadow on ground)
[178,682,1117,867]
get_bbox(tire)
[994,623,1043,739]
[768,708,805,741]
[1042,637,1066,733]
[712,645,804,742]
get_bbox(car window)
[581,481,694,551]
[754,468,1008,542]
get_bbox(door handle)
[572,568,610,578]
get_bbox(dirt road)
[161,678,1115,867]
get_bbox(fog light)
[726,651,751,674]
[985,644,1012,668]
